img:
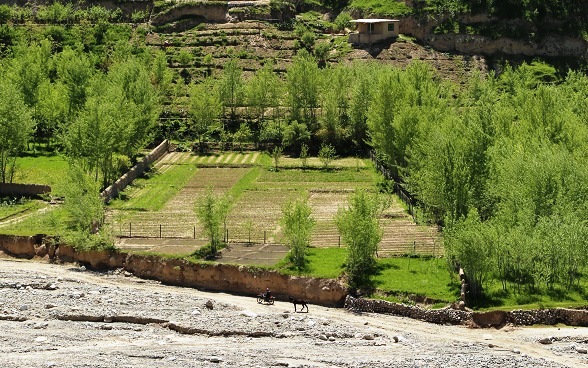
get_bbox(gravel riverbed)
[1,258,587,368]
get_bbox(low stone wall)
[101,140,169,203]
[345,295,588,328]
[0,237,347,307]
[0,183,51,197]
[345,295,471,325]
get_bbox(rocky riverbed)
[1,258,587,368]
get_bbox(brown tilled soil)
[1,258,587,368]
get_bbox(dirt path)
[1,258,586,368]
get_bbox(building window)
[388,23,395,32]
[368,23,375,33]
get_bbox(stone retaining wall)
[0,183,51,197]
[345,295,588,328]
[101,140,169,203]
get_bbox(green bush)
[0,5,12,23]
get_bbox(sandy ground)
[1,258,587,368]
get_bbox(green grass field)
[471,280,588,311]
[14,153,69,195]
[278,247,459,302]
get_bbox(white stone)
[35,336,48,343]
[240,310,257,318]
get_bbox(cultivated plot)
[107,151,441,258]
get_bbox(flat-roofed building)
[348,19,400,44]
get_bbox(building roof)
[350,19,400,23]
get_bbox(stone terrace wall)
[0,183,51,197]
[345,295,471,325]
[101,140,169,203]
[345,295,588,328]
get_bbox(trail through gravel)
[1,258,587,368]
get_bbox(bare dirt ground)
[1,258,587,368]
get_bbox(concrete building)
[348,19,400,44]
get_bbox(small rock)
[207,356,222,363]
[103,316,113,323]
[538,337,553,345]
[123,271,132,277]
[374,341,386,346]
[33,322,48,329]
[79,266,86,271]
[488,343,496,348]
[205,300,214,310]
[47,284,57,290]
[392,336,399,343]
[275,361,289,367]
[46,362,57,367]
[363,334,375,341]
[168,356,177,361]
[240,310,257,318]
[192,309,202,316]
[44,304,57,309]
[328,336,336,342]
[576,348,588,354]
[318,335,328,341]
[34,336,48,343]
[512,349,521,354]
[364,321,368,325]
[20,305,29,311]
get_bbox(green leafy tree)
[233,122,252,152]
[281,197,315,270]
[188,79,222,152]
[55,47,94,117]
[336,189,384,289]
[286,50,321,127]
[282,120,310,152]
[62,162,105,233]
[195,186,231,256]
[0,79,34,183]
[218,58,243,120]
[245,61,281,123]
[271,145,283,171]
[300,143,309,169]
[318,143,337,170]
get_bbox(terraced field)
[106,150,442,257]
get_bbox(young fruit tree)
[195,187,231,257]
[281,197,315,270]
[336,189,385,289]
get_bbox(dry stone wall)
[101,140,169,203]
[0,183,51,197]
[345,295,588,328]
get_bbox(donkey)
[288,296,309,312]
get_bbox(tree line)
[1,20,587,299]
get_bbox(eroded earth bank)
[1,258,587,368]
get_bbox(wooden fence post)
[129,223,132,237]
[159,224,162,238]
